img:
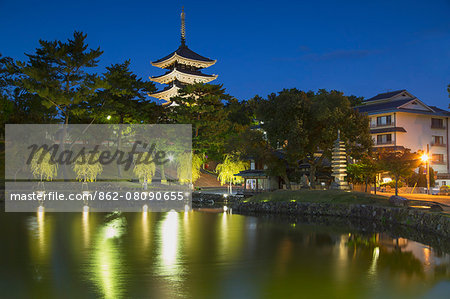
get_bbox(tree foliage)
[18,31,105,124]
[133,153,156,184]
[88,60,159,124]
[168,83,252,161]
[378,149,420,196]
[347,156,379,192]
[30,148,58,181]
[73,153,103,182]
[255,89,372,188]
[216,154,249,185]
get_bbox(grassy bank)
[247,189,393,207]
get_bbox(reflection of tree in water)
[346,233,424,277]
[347,233,378,249]
[377,249,424,277]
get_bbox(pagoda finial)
[337,129,341,140]
[181,7,186,46]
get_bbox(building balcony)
[431,160,446,165]
[431,142,446,147]
[431,125,446,129]
[370,122,394,128]
[375,141,395,146]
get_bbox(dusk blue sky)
[1,0,449,109]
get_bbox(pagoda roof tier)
[148,84,181,103]
[150,68,218,84]
[152,45,216,69]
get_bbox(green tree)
[18,31,104,179]
[133,153,156,188]
[86,60,159,177]
[216,154,249,193]
[347,156,380,192]
[448,83,450,108]
[30,148,58,181]
[378,149,420,196]
[406,166,435,187]
[176,152,205,185]
[1,55,58,135]
[169,83,233,160]
[73,153,103,182]
[18,31,104,125]
[256,89,371,188]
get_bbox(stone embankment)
[232,200,450,238]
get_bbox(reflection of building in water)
[378,234,409,250]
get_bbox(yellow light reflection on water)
[82,210,90,248]
[141,209,150,253]
[91,216,126,299]
[160,210,180,270]
[369,247,380,276]
[155,210,184,297]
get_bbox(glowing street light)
[106,115,111,120]
[421,153,429,163]
[422,145,430,195]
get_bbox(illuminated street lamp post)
[421,144,430,195]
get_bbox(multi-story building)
[356,90,450,187]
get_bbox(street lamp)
[106,115,111,120]
[421,145,430,195]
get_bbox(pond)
[0,210,449,298]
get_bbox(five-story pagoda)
[149,8,218,105]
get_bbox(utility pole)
[426,144,430,195]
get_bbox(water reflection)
[90,213,127,299]
[1,211,449,298]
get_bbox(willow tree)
[73,153,103,182]
[30,148,58,181]
[177,152,205,186]
[133,153,156,189]
[216,155,249,194]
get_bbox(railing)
[375,141,394,145]
[431,124,446,129]
[370,122,394,128]
[431,142,446,147]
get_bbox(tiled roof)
[429,106,450,115]
[370,127,407,134]
[355,98,449,116]
[152,68,216,79]
[365,90,407,102]
[235,170,267,177]
[355,98,412,113]
[153,44,214,64]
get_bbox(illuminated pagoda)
[149,8,218,105]
[331,130,350,190]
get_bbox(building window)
[431,118,444,129]
[377,134,392,144]
[432,154,444,164]
[432,136,444,146]
[442,181,447,186]
[376,115,392,126]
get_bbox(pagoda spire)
[181,7,186,46]
[149,7,217,105]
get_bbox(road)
[375,192,450,210]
